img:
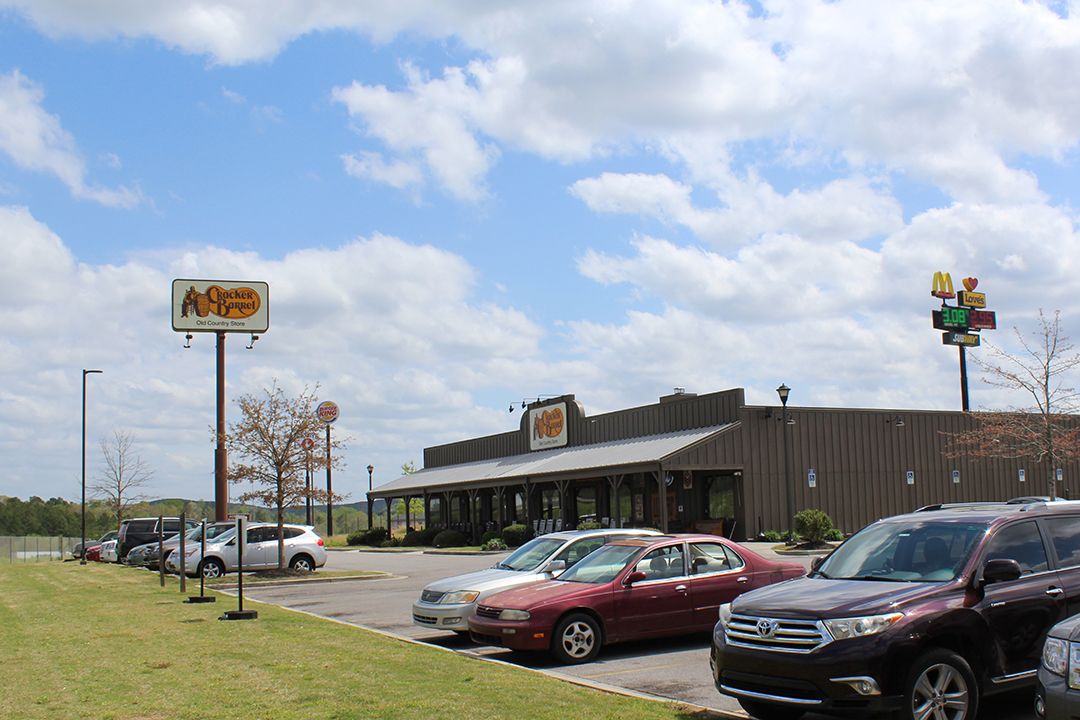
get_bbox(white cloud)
[341,151,423,193]
[0,70,141,207]
[0,208,546,500]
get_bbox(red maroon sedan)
[468,533,804,664]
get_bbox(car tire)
[289,554,315,572]
[737,699,805,720]
[200,558,226,579]
[902,648,978,720]
[551,613,602,664]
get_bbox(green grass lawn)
[0,562,714,720]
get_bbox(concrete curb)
[209,572,395,590]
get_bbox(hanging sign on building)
[172,279,269,333]
[807,469,817,488]
[529,402,568,451]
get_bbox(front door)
[614,544,691,640]
[980,520,1065,677]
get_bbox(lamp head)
[776,383,791,405]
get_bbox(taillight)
[317,538,325,546]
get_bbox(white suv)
[165,522,327,578]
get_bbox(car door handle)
[736,576,749,584]
[1047,587,1065,599]
[674,585,687,593]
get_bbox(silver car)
[412,528,660,633]
[165,522,327,578]
[127,521,234,568]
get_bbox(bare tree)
[92,430,152,529]
[227,381,345,569]
[945,310,1080,497]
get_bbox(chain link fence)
[0,536,81,563]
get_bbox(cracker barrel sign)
[172,279,269,333]
[529,402,568,450]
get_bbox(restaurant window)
[575,485,597,524]
[540,488,561,519]
[703,475,736,520]
[428,497,442,526]
[514,491,527,521]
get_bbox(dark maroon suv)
[711,501,1080,720]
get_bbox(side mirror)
[543,559,566,575]
[982,558,1022,585]
[811,557,823,573]
[624,570,647,585]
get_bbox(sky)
[1,1,1079,504]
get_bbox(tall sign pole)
[302,437,315,526]
[172,279,269,522]
[930,272,996,412]
[316,401,340,536]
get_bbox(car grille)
[420,590,445,604]
[475,605,501,619]
[413,613,438,626]
[725,614,829,653]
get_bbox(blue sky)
[1,1,1078,503]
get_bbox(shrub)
[481,530,501,544]
[418,527,441,545]
[401,529,426,546]
[482,537,508,551]
[824,528,844,542]
[576,521,602,531]
[380,536,402,548]
[501,524,532,547]
[794,509,835,544]
[432,529,468,548]
[762,530,783,543]
[346,527,388,546]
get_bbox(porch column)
[493,487,506,528]
[606,474,624,528]
[404,494,411,531]
[386,497,393,539]
[442,491,453,529]
[467,488,480,544]
[654,466,668,533]
[554,479,570,529]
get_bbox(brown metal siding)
[424,389,745,468]
[740,406,1080,535]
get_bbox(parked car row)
[413,528,805,665]
[78,516,327,578]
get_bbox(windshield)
[558,544,642,584]
[818,520,984,582]
[495,537,565,571]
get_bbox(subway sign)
[943,331,980,347]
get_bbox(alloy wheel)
[911,662,970,720]
[560,620,596,659]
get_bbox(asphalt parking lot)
[238,546,1037,720]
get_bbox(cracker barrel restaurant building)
[367,388,1080,542]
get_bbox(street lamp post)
[776,383,793,540]
[366,464,374,531]
[81,369,103,565]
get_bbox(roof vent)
[673,387,685,395]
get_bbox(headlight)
[1070,643,1080,689]
[499,609,531,621]
[718,603,732,627]
[1044,637,1068,676]
[823,613,903,640]
[440,591,480,605]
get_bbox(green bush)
[380,536,402,548]
[824,528,844,542]
[794,509,835,544]
[576,521,602,531]
[418,527,441,545]
[762,530,783,543]
[482,537,508,551]
[501,524,532,547]
[401,529,427,546]
[346,527,388,546]
[481,530,501,544]
[432,529,468,548]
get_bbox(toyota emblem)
[756,619,778,638]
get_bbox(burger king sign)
[316,401,339,424]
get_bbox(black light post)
[366,464,374,530]
[81,369,103,565]
[776,383,793,540]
